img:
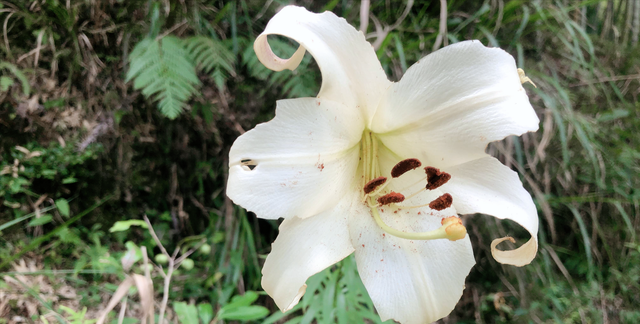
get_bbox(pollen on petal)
[377,192,405,206]
[429,193,453,211]
[363,176,387,194]
[425,166,451,190]
[391,158,422,178]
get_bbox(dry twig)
[433,0,448,51]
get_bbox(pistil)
[361,131,381,185]
[368,204,466,241]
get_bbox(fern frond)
[126,36,199,119]
[282,71,318,98]
[185,36,236,90]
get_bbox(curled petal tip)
[254,35,306,72]
[491,236,538,267]
[283,285,306,312]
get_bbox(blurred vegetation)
[0,0,639,323]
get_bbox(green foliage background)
[1,0,639,323]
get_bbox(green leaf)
[55,198,70,217]
[0,206,56,232]
[173,302,199,324]
[322,270,338,322]
[62,177,78,184]
[226,291,259,309]
[0,76,14,91]
[9,177,29,193]
[218,291,268,321]
[392,33,407,72]
[0,62,30,95]
[43,98,65,109]
[27,214,53,227]
[218,306,269,321]
[122,241,143,265]
[597,109,629,122]
[109,220,148,233]
[212,231,224,244]
[41,170,58,177]
[197,303,214,324]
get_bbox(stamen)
[395,175,428,194]
[364,176,387,194]
[391,158,422,178]
[428,193,453,211]
[377,192,405,206]
[518,68,537,88]
[425,166,451,190]
[395,192,454,210]
[368,180,391,198]
[402,186,426,201]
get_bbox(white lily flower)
[227,6,539,324]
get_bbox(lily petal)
[227,98,363,220]
[262,195,356,312]
[349,201,475,324]
[254,6,390,119]
[444,157,538,266]
[348,160,475,324]
[372,40,539,168]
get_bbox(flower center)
[359,131,466,242]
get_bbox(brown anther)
[429,193,453,211]
[377,192,405,206]
[391,158,422,178]
[425,166,451,190]
[363,176,387,194]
